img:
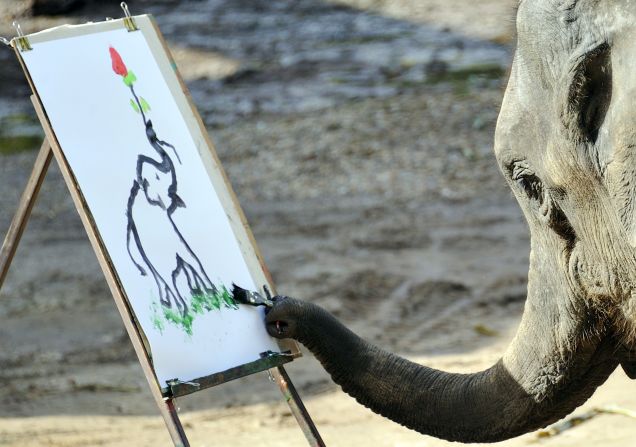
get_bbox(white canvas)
[21,23,280,386]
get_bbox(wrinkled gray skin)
[263,0,636,443]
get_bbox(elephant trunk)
[270,283,618,442]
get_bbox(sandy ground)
[1,0,636,446]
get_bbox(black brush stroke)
[124,83,217,318]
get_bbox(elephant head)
[264,0,636,442]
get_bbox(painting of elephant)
[110,46,223,323]
[125,119,218,317]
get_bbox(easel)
[0,6,325,447]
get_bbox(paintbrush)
[232,283,274,308]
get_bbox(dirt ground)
[1,1,635,446]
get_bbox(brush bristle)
[231,283,251,304]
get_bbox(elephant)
[261,0,636,443]
[125,99,217,317]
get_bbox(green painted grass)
[151,285,239,336]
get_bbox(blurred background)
[0,1,634,446]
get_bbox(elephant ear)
[173,194,186,208]
[620,361,636,379]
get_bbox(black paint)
[125,84,216,316]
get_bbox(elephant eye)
[510,161,544,204]
[509,161,575,240]
[516,174,542,201]
[569,43,612,143]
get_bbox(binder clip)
[121,2,138,32]
[13,21,31,52]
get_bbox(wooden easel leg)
[273,366,326,447]
[166,398,190,445]
[0,139,53,288]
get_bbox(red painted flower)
[109,46,128,77]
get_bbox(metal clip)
[0,37,10,46]
[259,350,293,383]
[120,2,138,32]
[165,378,201,395]
[261,352,277,382]
[12,21,31,52]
